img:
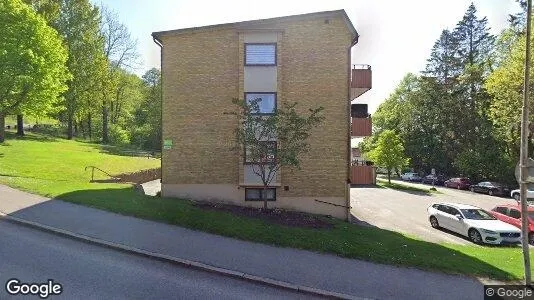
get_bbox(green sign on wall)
[163,139,172,150]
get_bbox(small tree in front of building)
[367,130,409,184]
[228,98,324,210]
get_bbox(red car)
[490,204,534,244]
[443,177,471,190]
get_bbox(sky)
[93,0,522,113]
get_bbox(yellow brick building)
[152,10,371,220]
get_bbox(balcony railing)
[351,116,372,137]
[351,64,372,100]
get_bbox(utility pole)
[520,0,532,286]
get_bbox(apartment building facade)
[152,10,371,220]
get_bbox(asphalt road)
[0,220,316,300]
[350,179,519,245]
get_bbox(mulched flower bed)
[193,201,334,229]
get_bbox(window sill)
[239,183,281,188]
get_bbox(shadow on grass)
[4,131,58,142]
[81,142,161,159]
[5,186,520,281]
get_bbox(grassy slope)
[0,132,159,197]
[0,132,532,282]
[376,179,442,194]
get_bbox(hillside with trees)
[363,1,530,185]
[2,0,161,151]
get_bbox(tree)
[367,130,409,184]
[55,0,106,140]
[423,29,461,84]
[454,3,495,70]
[0,0,70,142]
[99,6,138,144]
[486,18,534,161]
[132,68,162,150]
[19,0,61,137]
[228,98,324,210]
[509,0,528,34]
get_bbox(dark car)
[421,175,447,186]
[443,177,471,190]
[470,181,510,197]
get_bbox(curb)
[0,212,370,300]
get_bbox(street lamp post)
[520,0,533,286]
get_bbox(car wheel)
[514,193,520,201]
[488,190,494,196]
[529,232,534,245]
[429,216,440,229]
[468,228,483,244]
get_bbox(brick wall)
[276,16,353,199]
[160,29,240,184]
[160,13,353,205]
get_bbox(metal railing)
[352,64,371,70]
[85,166,119,182]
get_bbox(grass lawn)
[0,131,159,197]
[0,132,532,282]
[377,178,442,194]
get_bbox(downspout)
[346,34,359,221]
[152,34,163,189]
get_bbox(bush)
[109,124,130,146]
[30,124,67,138]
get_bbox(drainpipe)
[152,35,163,189]
[346,34,359,221]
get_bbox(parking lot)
[350,179,519,245]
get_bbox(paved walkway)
[140,179,161,196]
[0,184,495,299]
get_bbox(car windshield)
[529,212,534,220]
[460,209,496,220]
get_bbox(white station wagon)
[427,202,521,245]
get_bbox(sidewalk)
[0,184,491,299]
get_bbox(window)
[449,207,461,216]
[245,93,276,114]
[245,141,277,164]
[510,209,521,219]
[245,43,276,66]
[245,188,276,201]
[438,205,451,214]
[493,207,509,215]
[460,209,496,220]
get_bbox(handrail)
[314,199,351,208]
[352,64,371,70]
[85,166,119,182]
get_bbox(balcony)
[351,64,372,100]
[351,116,372,137]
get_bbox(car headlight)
[481,229,497,234]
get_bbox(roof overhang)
[152,9,358,45]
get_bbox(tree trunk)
[102,104,109,144]
[16,114,24,136]
[388,169,391,184]
[0,112,5,143]
[87,112,92,140]
[79,119,85,139]
[263,185,268,210]
[67,114,74,140]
